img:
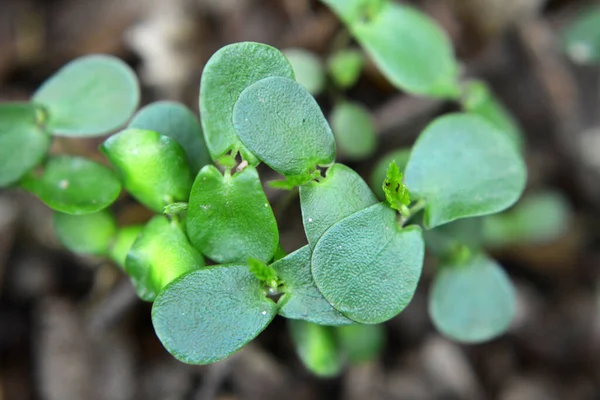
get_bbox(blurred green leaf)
[126,215,204,302]
[327,49,364,89]
[21,155,121,215]
[233,76,336,177]
[33,55,139,136]
[423,217,484,259]
[330,101,376,160]
[0,103,51,187]
[561,6,600,65]
[186,165,278,264]
[108,225,143,268]
[336,323,385,364]
[370,148,411,200]
[129,101,210,174]
[152,265,277,364]
[312,203,424,324]
[429,254,515,343]
[283,48,326,96]
[54,210,117,256]
[200,42,294,164]
[101,128,193,213]
[289,320,344,378]
[404,113,527,229]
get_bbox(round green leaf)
[483,190,571,247]
[33,55,140,136]
[283,48,326,96]
[186,165,278,264]
[322,0,460,98]
[126,216,204,302]
[108,225,143,268]
[370,148,411,200]
[200,42,294,163]
[152,265,277,364]
[273,246,353,326]
[461,80,524,150]
[101,128,193,213]
[54,210,117,256]
[336,323,385,364]
[330,101,376,160]
[300,163,377,248]
[404,113,527,229]
[21,155,121,215]
[0,103,51,187]
[312,202,425,324]
[288,320,344,378]
[429,255,515,343]
[327,49,364,89]
[561,6,600,65]
[233,76,336,177]
[129,101,210,174]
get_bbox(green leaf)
[330,101,376,160]
[423,218,483,259]
[33,55,139,136]
[336,323,385,364]
[429,254,515,343]
[108,225,143,268]
[101,128,193,213]
[370,148,411,200]
[288,320,344,378]
[272,246,353,325]
[200,42,294,163]
[404,113,527,229]
[186,165,278,264]
[483,190,571,247]
[152,265,277,364]
[54,210,117,256]
[327,49,365,89]
[322,0,460,98]
[300,163,377,248]
[0,103,50,187]
[125,215,204,302]
[21,155,121,215]
[461,80,524,149]
[283,48,326,96]
[561,6,600,65]
[312,202,425,324]
[129,101,210,174]
[382,160,410,213]
[248,257,279,289]
[233,76,336,177]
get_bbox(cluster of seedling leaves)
[3,0,574,376]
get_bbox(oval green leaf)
[152,265,277,364]
[429,254,515,343]
[300,163,377,248]
[0,103,51,187]
[101,128,193,213]
[312,202,425,324]
[561,6,600,65]
[54,210,117,256]
[186,165,278,264]
[33,55,140,136]
[200,42,294,163]
[404,113,527,229]
[370,148,411,200]
[288,320,344,378]
[283,48,326,96]
[336,323,385,364]
[327,48,364,89]
[461,80,524,150]
[21,155,121,215]
[273,246,353,325]
[330,101,376,160]
[126,216,204,302]
[322,0,460,97]
[233,76,336,177]
[108,225,143,268]
[129,101,210,174]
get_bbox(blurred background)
[1,0,600,399]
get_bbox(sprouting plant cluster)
[2,0,561,376]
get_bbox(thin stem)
[399,198,426,226]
